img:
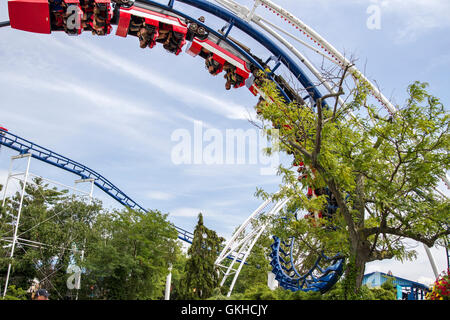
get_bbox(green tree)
[1,178,180,300]
[255,76,450,298]
[80,208,179,300]
[180,213,224,299]
[0,178,101,299]
[0,285,28,300]
[167,249,188,300]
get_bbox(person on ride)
[49,0,65,26]
[163,30,173,49]
[224,62,237,90]
[92,16,106,35]
[157,28,170,42]
[88,4,110,35]
[137,27,151,48]
[129,18,142,33]
[234,73,244,88]
[78,3,94,32]
[52,11,65,29]
[163,30,183,53]
[205,54,221,75]
[255,96,265,114]
[157,27,173,52]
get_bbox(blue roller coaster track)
[1,0,347,293]
[270,236,344,293]
[0,129,194,243]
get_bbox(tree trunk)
[344,239,371,299]
[354,246,369,289]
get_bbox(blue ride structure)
[270,236,344,293]
[0,128,194,243]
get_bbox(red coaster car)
[187,37,250,81]
[116,5,188,55]
[8,0,112,35]
[187,37,251,90]
[8,0,52,34]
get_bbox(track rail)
[164,0,324,102]
[133,0,325,105]
[0,129,194,243]
[270,236,344,293]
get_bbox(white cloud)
[417,276,435,287]
[169,206,238,223]
[287,0,450,43]
[366,0,450,42]
[170,207,203,217]
[0,70,179,156]
[366,240,448,285]
[0,72,156,119]
[67,39,253,121]
[146,191,174,201]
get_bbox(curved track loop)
[270,236,344,293]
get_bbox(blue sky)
[0,0,449,286]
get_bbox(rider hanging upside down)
[89,2,111,35]
[137,25,158,49]
[49,0,66,31]
[205,53,222,75]
[91,5,108,35]
[152,26,185,54]
[223,62,245,90]
[292,161,335,225]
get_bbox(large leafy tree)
[80,208,179,300]
[0,178,101,299]
[255,76,449,298]
[1,179,180,300]
[179,213,224,299]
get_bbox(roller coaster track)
[3,0,445,295]
[0,129,194,243]
[270,236,344,293]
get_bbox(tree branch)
[363,226,450,248]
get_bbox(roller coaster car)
[8,0,52,34]
[85,0,113,36]
[60,0,112,36]
[52,0,82,35]
[247,70,265,96]
[248,79,261,96]
[115,6,187,55]
[0,127,8,132]
[187,37,250,88]
[304,187,338,223]
[8,0,111,35]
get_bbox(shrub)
[426,269,450,300]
